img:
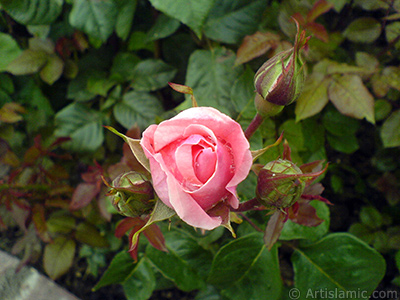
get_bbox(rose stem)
[231,197,261,212]
[238,212,263,232]
[244,113,264,140]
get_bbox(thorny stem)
[231,197,262,212]
[244,113,264,140]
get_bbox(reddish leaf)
[49,137,71,149]
[0,216,6,230]
[235,31,280,65]
[289,199,323,226]
[292,13,306,25]
[23,146,41,165]
[115,217,145,238]
[81,164,103,183]
[305,22,329,42]
[143,223,168,253]
[264,210,288,250]
[300,160,324,174]
[208,202,235,237]
[306,0,334,23]
[32,204,51,243]
[107,162,132,180]
[69,182,99,210]
[304,183,325,196]
[128,229,140,261]
[168,82,194,95]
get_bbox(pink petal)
[189,138,233,211]
[167,175,222,230]
[194,147,216,183]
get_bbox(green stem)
[244,113,264,140]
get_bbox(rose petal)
[174,135,204,188]
[167,175,222,230]
[190,139,233,211]
[194,147,216,183]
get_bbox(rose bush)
[140,107,252,230]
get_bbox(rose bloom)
[140,107,252,230]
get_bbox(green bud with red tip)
[254,20,309,109]
[256,159,306,209]
[107,171,154,217]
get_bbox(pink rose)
[140,107,252,230]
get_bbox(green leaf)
[39,54,64,85]
[94,251,136,291]
[69,0,118,42]
[67,72,97,102]
[6,49,48,75]
[221,251,282,299]
[204,0,267,44]
[127,31,155,52]
[0,33,22,72]
[326,133,359,154]
[130,59,177,92]
[279,120,305,152]
[322,107,360,136]
[354,0,390,10]
[328,74,375,124]
[280,201,330,241]
[207,233,282,300]
[301,118,325,152]
[113,91,163,130]
[75,222,109,248]
[54,103,104,152]
[146,14,181,42]
[359,206,383,230]
[295,75,331,122]
[115,0,137,40]
[110,52,140,82]
[396,250,400,271]
[231,66,257,119]
[385,22,400,49]
[46,212,76,234]
[162,228,214,279]
[343,17,381,43]
[374,99,392,121]
[183,48,243,115]
[348,223,375,244]
[381,66,400,91]
[43,237,76,280]
[0,0,63,25]
[148,0,215,37]
[292,233,386,299]
[87,72,116,96]
[381,110,400,148]
[123,258,156,300]
[146,242,205,292]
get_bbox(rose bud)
[254,23,308,108]
[256,159,306,209]
[108,171,155,217]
